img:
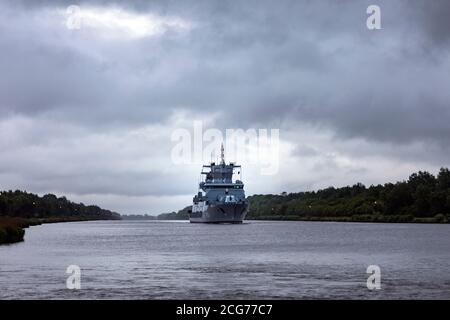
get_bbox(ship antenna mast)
[220,142,225,165]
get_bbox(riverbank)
[0,190,121,245]
[152,214,449,224]
[247,213,449,224]
[0,216,119,245]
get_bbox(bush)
[0,227,6,243]
[0,225,25,244]
[5,226,25,243]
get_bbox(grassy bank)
[0,218,26,244]
[247,213,449,224]
[0,216,116,245]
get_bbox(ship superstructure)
[189,144,248,223]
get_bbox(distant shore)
[0,190,121,245]
[247,214,449,224]
[122,214,449,224]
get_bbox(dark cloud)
[0,0,449,213]
[414,0,450,46]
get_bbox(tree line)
[247,168,450,223]
[0,190,120,220]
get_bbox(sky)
[1,0,449,214]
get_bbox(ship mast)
[220,142,225,165]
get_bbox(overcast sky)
[1,0,449,214]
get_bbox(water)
[0,220,449,299]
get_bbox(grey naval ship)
[189,144,248,223]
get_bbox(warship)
[189,144,248,223]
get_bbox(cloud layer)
[1,0,449,214]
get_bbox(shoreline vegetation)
[246,168,450,224]
[246,214,448,224]
[143,168,450,224]
[3,168,449,244]
[122,206,191,221]
[0,190,120,245]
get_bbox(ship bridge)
[194,143,246,204]
[200,143,243,186]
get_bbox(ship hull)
[189,203,248,223]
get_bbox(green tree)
[383,182,412,215]
[437,168,450,190]
[413,185,432,217]
[408,171,436,191]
